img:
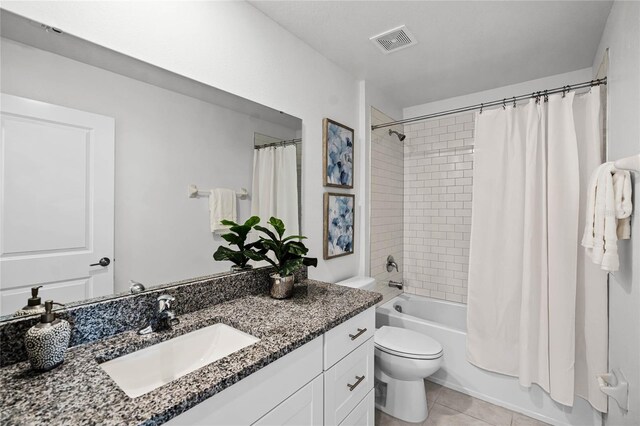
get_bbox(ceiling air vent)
[370,25,417,54]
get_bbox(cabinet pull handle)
[348,328,367,341]
[347,375,365,392]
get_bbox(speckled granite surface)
[0,280,381,426]
[0,267,306,367]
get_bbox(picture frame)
[323,118,354,188]
[323,193,355,259]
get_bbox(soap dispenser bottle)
[24,300,71,371]
[14,286,45,317]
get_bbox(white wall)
[1,1,362,283]
[0,37,297,292]
[593,2,640,424]
[404,68,593,118]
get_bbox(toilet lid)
[375,326,443,359]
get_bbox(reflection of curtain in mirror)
[251,145,299,235]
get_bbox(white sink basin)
[100,323,260,398]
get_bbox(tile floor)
[375,381,550,426]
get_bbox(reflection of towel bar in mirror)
[188,184,249,200]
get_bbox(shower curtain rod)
[254,138,302,149]
[371,78,607,130]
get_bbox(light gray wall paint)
[593,2,640,424]
[403,68,593,118]
[1,38,297,293]
[1,1,361,284]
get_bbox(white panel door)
[0,94,114,315]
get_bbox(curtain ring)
[480,103,484,114]
[502,98,506,110]
[544,90,549,103]
[512,96,516,108]
[535,91,540,104]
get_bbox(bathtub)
[376,294,601,426]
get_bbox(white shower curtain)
[467,90,607,411]
[251,145,299,235]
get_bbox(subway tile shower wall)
[370,107,404,286]
[403,113,475,303]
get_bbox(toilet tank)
[335,276,376,291]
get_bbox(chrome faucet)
[129,280,146,294]
[138,294,180,335]
[388,280,403,290]
[386,255,399,273]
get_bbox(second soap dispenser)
[14,286,45,317]
[24,300,71,371]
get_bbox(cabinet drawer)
[324,338,374,426]
[339,389,374,426]
[324,308,375,368]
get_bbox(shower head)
[388,129,406,142]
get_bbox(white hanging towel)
[581,163,632,271]
[209,188,237,232]
[613,169,632,239]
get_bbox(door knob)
[90,257,111,267]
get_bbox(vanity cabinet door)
[254,374,323,426]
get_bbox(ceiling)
[250,1,613,108]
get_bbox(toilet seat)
[375,326,443,360]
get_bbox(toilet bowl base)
[375,369,429,423]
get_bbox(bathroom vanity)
[0,272,380,425]
[167,306,376,426]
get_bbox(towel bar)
[597,368,629,411]
[188,184,248,200]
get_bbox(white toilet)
[335,276,444,423]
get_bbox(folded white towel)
[209,188,236,233]
[600,165,619,270]
[581,163,633,271]
[613,170,632,239]
[581,162,600,252]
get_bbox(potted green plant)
[213,216,262,271]
[254,217,317,299]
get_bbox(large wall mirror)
[0,11,303,318]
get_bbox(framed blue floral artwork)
[323,118,354,188]
[324,193,355,259]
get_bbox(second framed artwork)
[323,193,355,259]
[323,118,354,188]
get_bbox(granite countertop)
[0,280,381,426]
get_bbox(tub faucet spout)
[389,280,403,290]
